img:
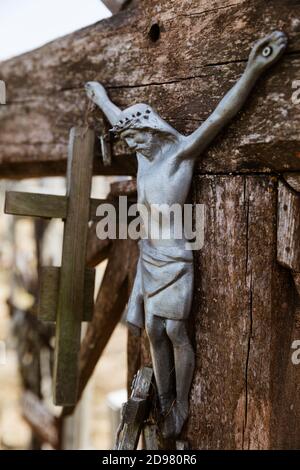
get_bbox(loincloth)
[126,240,193,331]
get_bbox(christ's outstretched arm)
[182,31,287,159]
[85,81,121,125]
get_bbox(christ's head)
[111,104,179,159]
[120,128,165,158]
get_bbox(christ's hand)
[182,30,288,159]
[246,31,288,76]
[85,81,108,105]
[85,81,121,125]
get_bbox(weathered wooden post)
[185,174,298,449]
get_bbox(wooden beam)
[0,1,300,177]
[53,128,95,405]
[5,191,67,219]
[38,266,95,322]
[4,192,125,222]
[277,180,300,271]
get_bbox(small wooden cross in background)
[5,127,103,406]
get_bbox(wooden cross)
[115,367,190,450]
[5,127,101,406]
[21,391,61,449]
[115,367,154,450]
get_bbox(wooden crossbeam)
[5,192,67,219]
[5,191,109,222]
[0,2,299,178]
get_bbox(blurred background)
[0,0,129,450]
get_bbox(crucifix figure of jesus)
[86,31,287,439]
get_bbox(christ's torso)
[136,148,194,249]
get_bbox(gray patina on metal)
[86,31,287,438]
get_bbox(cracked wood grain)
[0,0,300,176]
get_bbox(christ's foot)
[159,396,176,439]
[160,400,189,439]
[174,400,189,437]
[161,406,176,440]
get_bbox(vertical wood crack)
[243,274,253,449]
[242,176,253,449]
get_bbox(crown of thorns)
[110,108,153,134]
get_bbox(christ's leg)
[166,319,195,436]
[145,314,175,435]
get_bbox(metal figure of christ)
[86,31,287,438]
